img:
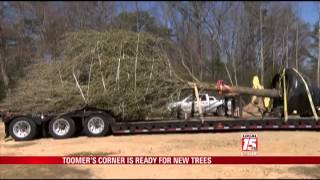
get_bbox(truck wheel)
[177,110,190,120]
[49,117,76,139]
[9,117,37,141]
[83,115,110,137]
[216,105,226,116]
[9,117,38,141]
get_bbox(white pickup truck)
[167,93,231,116]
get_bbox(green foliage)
[2,30,186,121]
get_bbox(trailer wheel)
[216,105,226,116]
[9,117,38,141]
[84,115,110,137]
[49,117,76,139]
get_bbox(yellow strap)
[292,68,319,121]
[282,69,288,122]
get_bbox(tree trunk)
[0,55,9,87]
[317,21,320,88]
[286,25,289,68]
[259,7,264,86]
[188,82,281,98]
[295,22,299,71]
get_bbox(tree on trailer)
[0,27,319,141]
[1,68,320,141]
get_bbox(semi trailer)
[1,68,320,141]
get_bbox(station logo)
[241,134,258,156]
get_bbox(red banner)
[1,156,320,165]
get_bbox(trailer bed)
[2,108,319,141]
[112,116,320,134]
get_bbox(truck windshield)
[185,96,193,102]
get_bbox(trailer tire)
[9,117,38,141]
[216,105,226,116]
[84,115,110,137]
[49,117,76,139]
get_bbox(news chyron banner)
[1,156,320,165]
[1,134,320,165]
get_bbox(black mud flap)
[42,122,49,138]
[4,122,9,138]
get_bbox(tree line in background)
[0,1,320,101]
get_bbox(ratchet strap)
[193,83,204,124]
[280,69,288,122]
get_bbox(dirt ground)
[0,122,320,179]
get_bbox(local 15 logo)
[242,134,258,151]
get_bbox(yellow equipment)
[251,75,270,109]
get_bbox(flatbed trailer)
[2,68,320,141]
[1,106,319,141]
[0,67,320,141]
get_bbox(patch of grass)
[0,165,92,179]
[68,151,117,156]
[288,166,320,179]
